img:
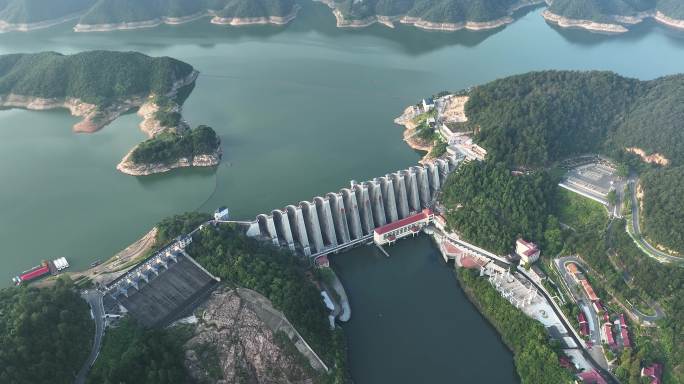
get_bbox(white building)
[214,206,230,221]
[177,235,193,249]
[373,209,434,245]
[422,97,435,112]
[516,238,540,265]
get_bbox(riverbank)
[455,268,575,382]
[34,227,159,289]
[543,9,684,33]
[74,6,299,32]
[316,0,543,31]
[0,13,83,32]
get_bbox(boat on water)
[12,257,70,285]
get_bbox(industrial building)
[373,209,433,245]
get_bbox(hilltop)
[318,0,544,30]
[543,0,684,32]
[463,70,684,168]
[0,50,220,175]
[0,0,299,32]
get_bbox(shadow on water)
[0,1,546,55]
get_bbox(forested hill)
[0,0,297,26]
[0,51,194,107]
[0,279,94,384]
[0,0,95,24]
[327,0,528,23]
[547,0,684,22]
[640,166,684,255]
[465,71,684,167]
[76,0,296,25]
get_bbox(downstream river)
[0,2,683,382]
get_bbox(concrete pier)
[327,193,351,244]
[244,154,464,258]
[341,188,363,240]
[287,205,311,256]
[301,201,325,253]
[380,176,399,223]
[392,172,410,219]
[315,197,338,248]
[354,183,375,235]
[272,210,295,251]
[369,180,387,228]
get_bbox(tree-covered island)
[0,50,221,175]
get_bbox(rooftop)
[374,209,432,235]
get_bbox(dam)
[242,154,464,258]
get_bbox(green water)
[0,2,683,382]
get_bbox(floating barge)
[12,257,69,285]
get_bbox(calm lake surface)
[0,2,683,382]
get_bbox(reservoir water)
[0,2,683,381]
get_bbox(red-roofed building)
[315,255,330,268]
[373,209,433,245]
[641,363,663,384]
[603,323,616,349]
[515,238,540,264]
[580,279,600,302]
[578,312,589,336]
[578,370,607,384]
[619,314,631,349]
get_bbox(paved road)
[628,179,684,265]
[75,290,105,384]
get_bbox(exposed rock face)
[184,287,317,384]
[116,151,221,176]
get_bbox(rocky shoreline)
[543,9,684,33]
[210,5,300,26]
[0,12,84,32]
[74,7,299,32]
[317,0,543,31]
[116,149,221,176]
[394,105,436,162]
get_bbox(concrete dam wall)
[247,155,462,257]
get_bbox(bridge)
[243,154,464,258]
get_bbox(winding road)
[628,178,684,265]
[75,290,105,384]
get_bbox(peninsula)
[0,50,218,175]
[0,0,300,32]
[316,0,545,31]
[543,0,684,33]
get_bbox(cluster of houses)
[566,262,633,352]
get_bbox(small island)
[0,0,300,32]
[0,50,219,175]
[117,124,222,176]
[543,0,684,33]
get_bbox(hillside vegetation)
[0,0,95,24]
[0,51,194,107]
[328,0,526,23]
[78,0,297,24]
[440,160,557,255]
[465,71,684,167]
[130,125,220,165]
[640,166,684,255]
[0,278,93,384]
[547,0,684,22]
